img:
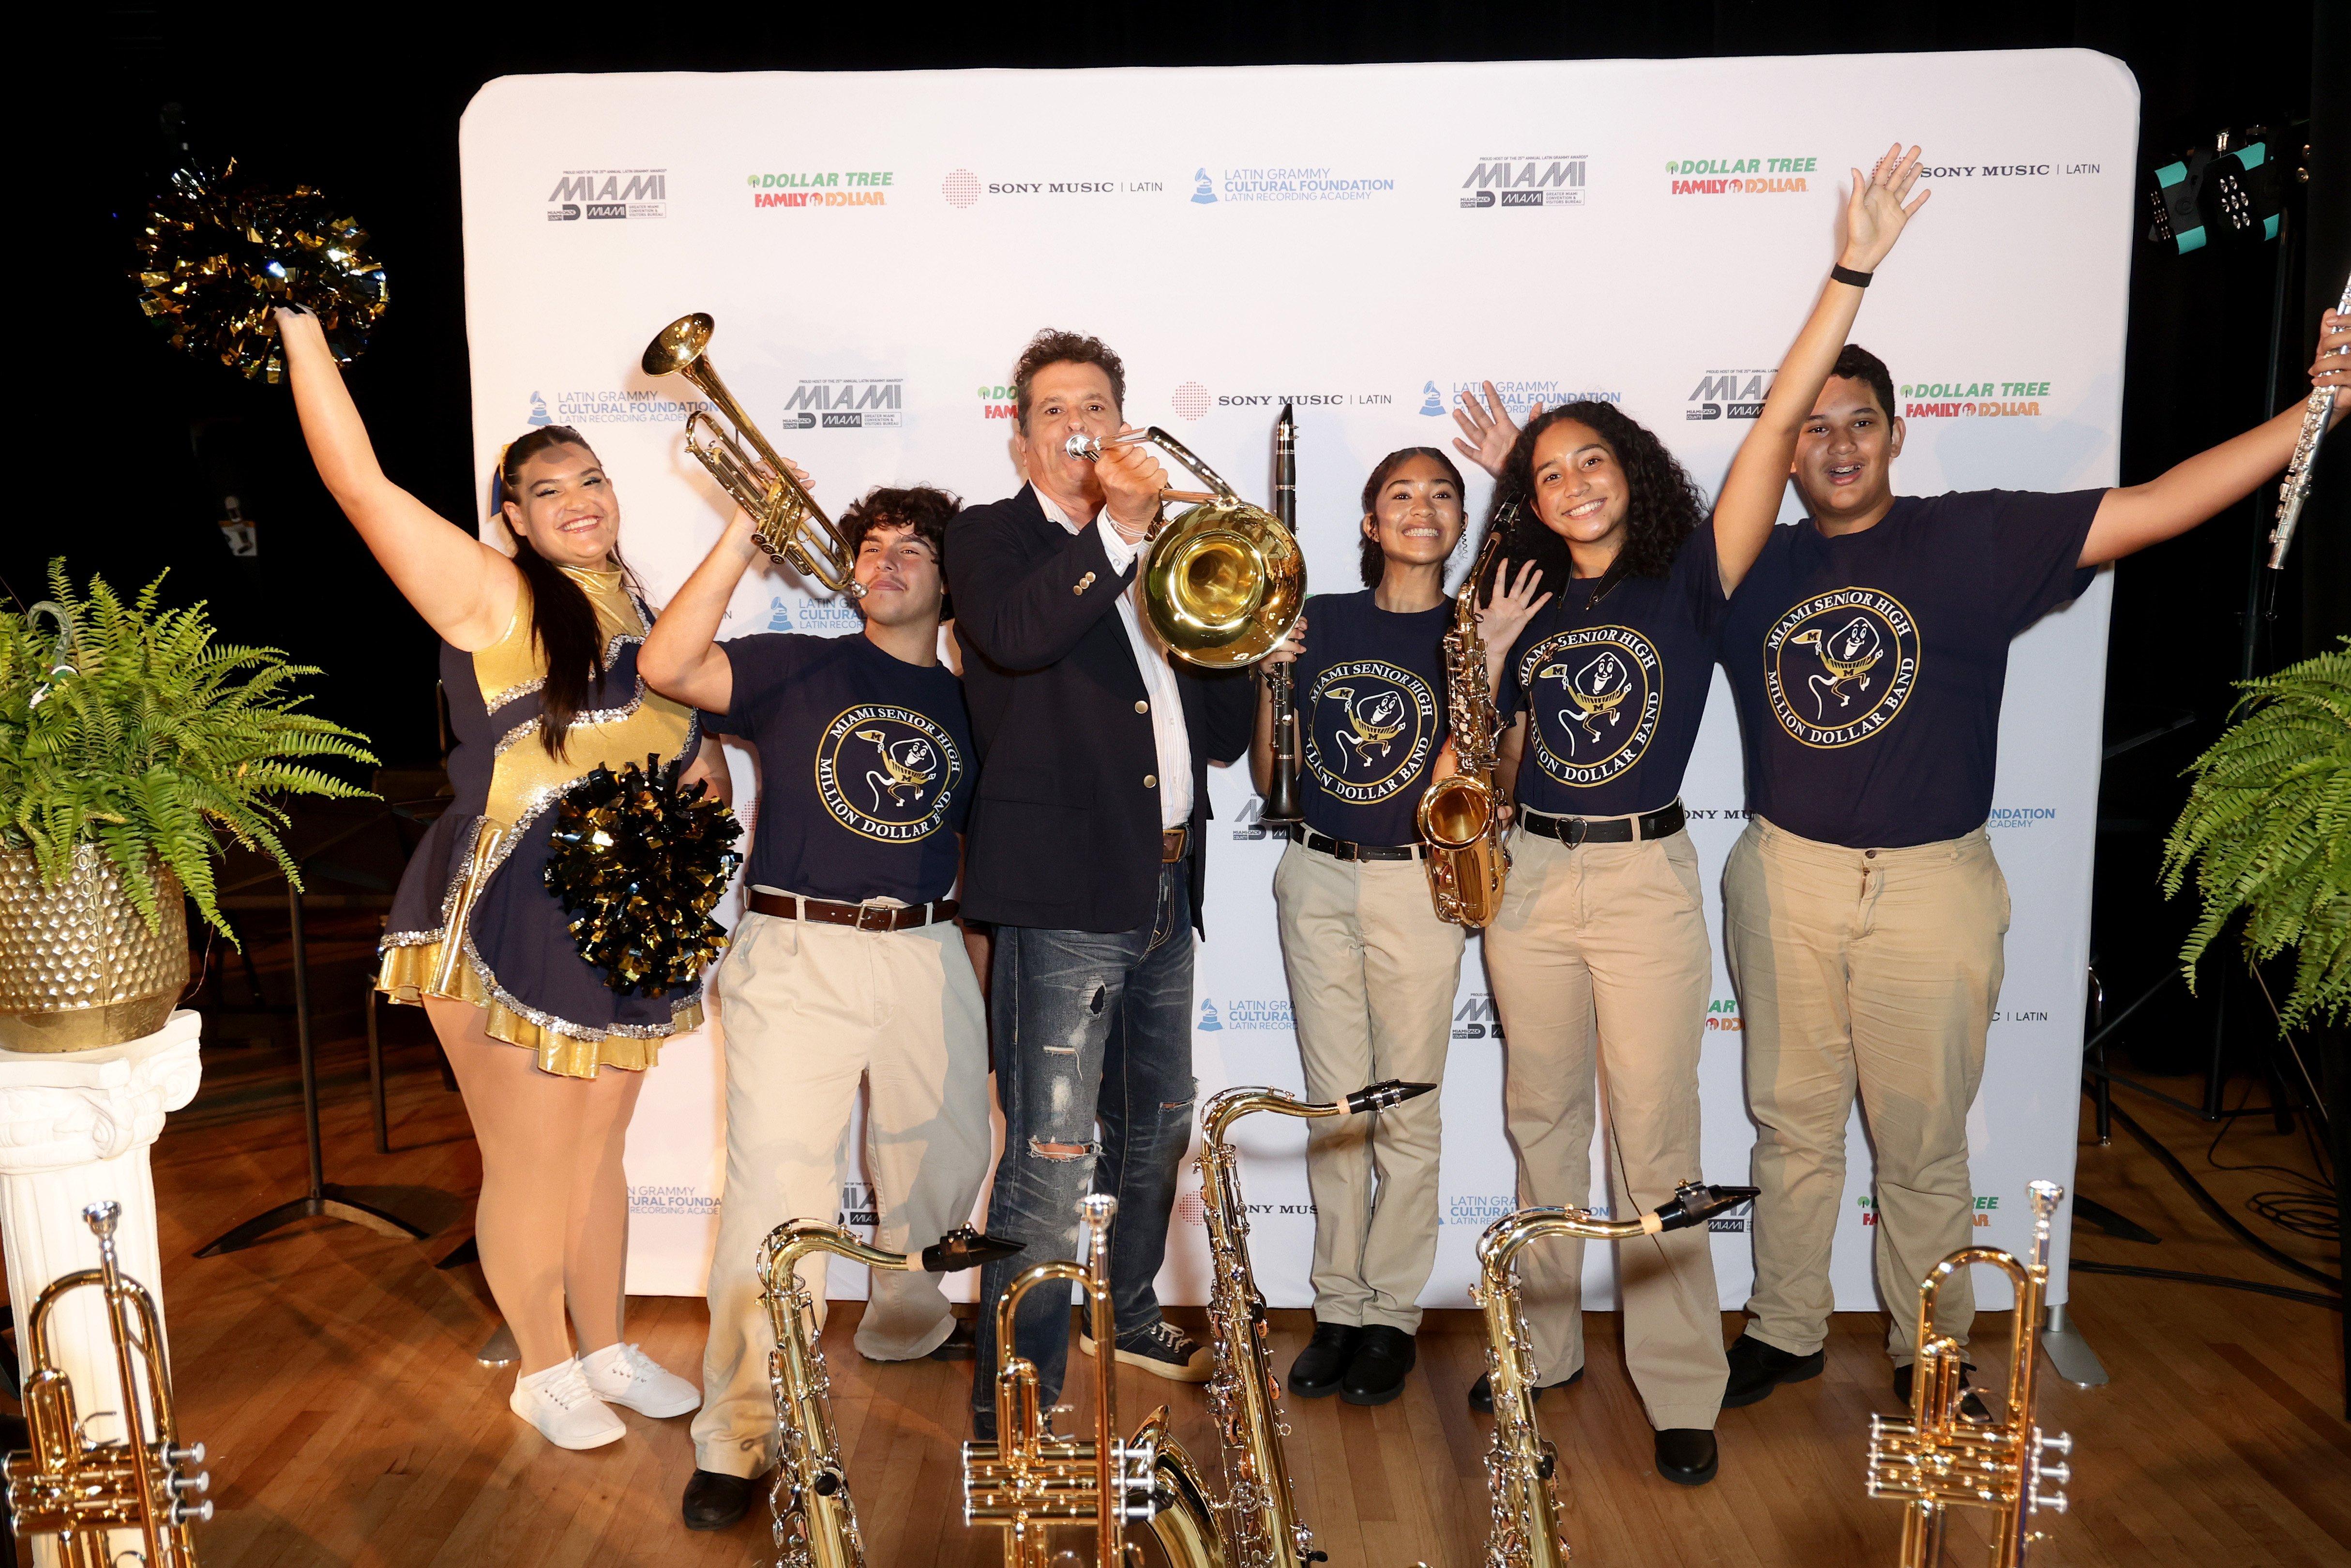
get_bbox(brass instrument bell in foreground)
[642,313,864,597]
[3,1201,211,1567]
[1066,427,1305,668]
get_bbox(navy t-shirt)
[1721,489,2103,849]
[1499,522,1728,819]
[704,632,973,904]
[1291,590,1452,846]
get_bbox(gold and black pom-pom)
[544,755,743,998]
[133,158,389,382]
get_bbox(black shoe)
[1287,1322,1363,1399]
[1654,1428,1719,1487]
[1893,1360,1992,1421]
[1721,1333,1824,1408]
[1467,1364,1583,1413]
[681,1467,764,1531]
[926,1317,979,1361]
[1340,1326,1416,1406]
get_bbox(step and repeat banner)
[457,51,2138,1314]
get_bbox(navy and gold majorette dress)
[377,565,702,1078]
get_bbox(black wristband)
[1830,263,1873,288]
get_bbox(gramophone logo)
[814,704,963,842]
[1191,168,1217,204]
[1518,626,1662,787]
[526,392,552,427]
[1198,999,1223,1032]
[1419,381,1446,416]
[1303,660,1439,804]
[1763,588,1921,748]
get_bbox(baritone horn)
[1066,427,1305,668]
[642,313,864,597]
[3,1200,212,1567]
[1868,1180,2075,1567]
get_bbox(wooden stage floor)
[18,920,2346,1567]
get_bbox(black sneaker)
[681,1467,766,1531]
[1339,1327,1416,1406]
[1080,1319,1211,1383]
[1467,1365,1583,1413]
[1287,1322,1362,1399]
[1893,1360,1992,1421]
[1721,1333,1824,1408]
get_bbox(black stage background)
[31,4,2348,1084]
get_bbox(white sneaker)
[579,1341,703,1418]
[511,1359,627,1449]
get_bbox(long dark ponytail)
[497,425,637,758]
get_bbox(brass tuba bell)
[1066,427,1306,668]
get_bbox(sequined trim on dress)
[482,629,639,725]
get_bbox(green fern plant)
[0,559,377,940]
[2160,639,2351,1031]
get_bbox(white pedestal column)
[0,1009,203,1563]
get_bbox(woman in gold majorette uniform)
[278,306,726,1450]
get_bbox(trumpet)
[1868,1181,2075,1567]
[763,1221,1020,1568]
[3,1200,212,1567]
[1066,427,1306,668]
[962,1194,1219,1567]
[642,313,864,597]
[1417,513,1515,927]
[1196,1080,1436,1568]
[1473,1181,1756,1567]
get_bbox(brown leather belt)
[1289,824,1427,862]
[1161,826,1189,863]
[1519,800,1686,846]
[747,890,959,931]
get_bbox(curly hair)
[1481,402,1709,599]
[1356,447,1466,589]
[840,483,961,561]
[1011,329,1126,429]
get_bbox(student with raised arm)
[276,305,724,1450]
[1713,184,2351,1410]
[1446,145,1931,1485]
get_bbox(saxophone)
[1417,513,1515,927]
[2268,271,2351,568]
[1867,1181,2075,1567]
[1195,1081,1436,1568]
[762,1220,1018,1568]
[1472,1181,1756,1567]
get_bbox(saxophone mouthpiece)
[1653,1181,1760,1232]
[1345,1080,1438,1114]
[921,1226,1025,1273]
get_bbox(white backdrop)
[456,51,2137,1316]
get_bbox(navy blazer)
[947,484,1253,934]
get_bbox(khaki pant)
[1483,823,1727,1432]
[1722,818,2008,1363]
[1274,842,1465,1333]
[691,905,992,1478]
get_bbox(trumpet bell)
[641,313,714,377]
[1145,500,1304,668]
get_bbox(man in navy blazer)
[947,328,1252,1436]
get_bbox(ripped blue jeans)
[970,862,1198,1436]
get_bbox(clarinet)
[1259,404,1305,826]
[2269,272,2351,569]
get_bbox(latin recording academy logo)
[1303,661,1439,805]
[814,704,963,843]
[1666,155,1816,196]
[1900,378,2053,419]
[546,170,666,221]
[1763,589,1921,749]
[1687,368,1773,421]
[759,595,862,634]
[1420,379,1620,418]
[1197,997,1294,1032]
[527,389,710,427]
[1459,155,1586,209]
[939,169,1166,206]
[1188,165,1396,204]
[1518,627,1663,788]
[747,170,892,210]
[783,377,904,430]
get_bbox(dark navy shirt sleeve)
[1676,521,1730,641]
[1987,488,2105,633]
[716,633,820,739]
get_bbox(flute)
[2268,272,2351,570]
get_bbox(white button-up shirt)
[1033,486,1193,830]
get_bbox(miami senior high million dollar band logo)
[1764,588,1921,748]
[814,704,963,842]
[1302,660,1439,802]
[1520,626,1662,786]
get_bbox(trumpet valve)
[2036,1428,2074,1457]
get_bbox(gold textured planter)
[0,845,189,1053]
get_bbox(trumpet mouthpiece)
[1064,433,1103,460]
[82,1200,121,1239]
